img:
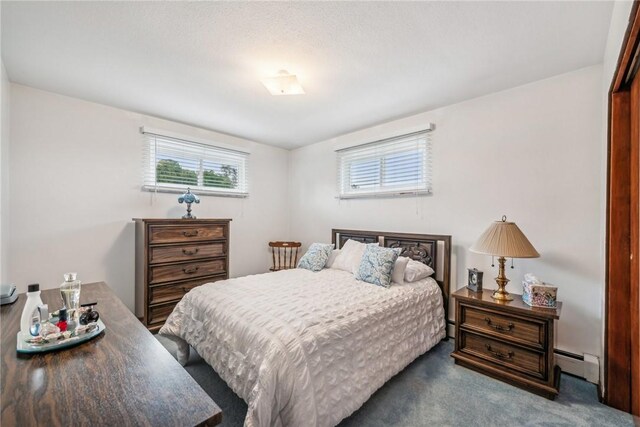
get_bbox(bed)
[159,229,451,427]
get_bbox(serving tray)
[16,319,106,354]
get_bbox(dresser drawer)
[148,301,178,326]
[149,224,226,244]
[460,304,545,348]
[459,331,546,380]
[149,259,226,284]
[149,243,225,265]
[148,275,226,305]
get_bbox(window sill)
[142,185,249,198]
[337,190,432,200]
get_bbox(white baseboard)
[556,353,584,377]
[556,353,600,384]
[583,353,600,384]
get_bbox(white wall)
[0,60,9,284]
[289,65,603,357]
[8,84,290,310]
[603,2,633,86]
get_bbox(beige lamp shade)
[470,216,540,258]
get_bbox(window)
[336,129,432,198]
[142,129,249,197]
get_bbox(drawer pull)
[182,266,200,274]
[182,248,200,256]
[485,344,514,360]
[182,286,191,293]
[484,317,514,332]
[183,230,199,237]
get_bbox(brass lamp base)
[492,288,514,301]
[492,256,513,301]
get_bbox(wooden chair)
[269,241,302,271]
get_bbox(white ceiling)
[2,1,613,149]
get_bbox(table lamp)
[469,215,540,301]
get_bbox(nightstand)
[451,288,562,399]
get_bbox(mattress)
[159,267,446,427]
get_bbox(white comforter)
[159,268,445,427]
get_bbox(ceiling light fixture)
[261,70,305,96]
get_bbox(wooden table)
[451,288,562,399]
[1,282,222,426]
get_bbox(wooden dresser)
[1,282,222,426]
[134,218,231,332]
[451,288,562,399]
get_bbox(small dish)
[16,319,105,354]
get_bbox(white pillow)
[391,256,410,284]
[331,239,379,274]
[404,259,435,282]
[325,249,341,268]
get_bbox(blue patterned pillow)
[297,243,334,272]
[355,246,402,287]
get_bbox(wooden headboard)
[331,228,452,325]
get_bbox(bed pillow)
[324,249,341,268]
[404,259,435,282]
[355,246,401,288]
[391,256,410,285]
[297,243,334,272]
[331,239,379,274]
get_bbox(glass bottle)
[60,273,81,317]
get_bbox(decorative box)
[522,281,558,308]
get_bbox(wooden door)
[606,1,640,415]
[630,68,640,418]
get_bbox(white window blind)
[142,130,249,197]
[336,129,432,199]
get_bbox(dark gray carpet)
[156,335,633,426]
